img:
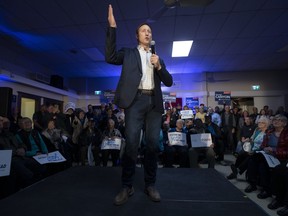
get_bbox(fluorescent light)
[172,40,193,57]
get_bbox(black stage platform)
[0,167,268,216]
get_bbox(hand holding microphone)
[150,40,162,71]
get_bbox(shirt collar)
[138,45,151,53]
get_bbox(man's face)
[137,24,152,47]
[23,120,32,131]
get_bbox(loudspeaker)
[0,87,12,117]
[50,75,63,89]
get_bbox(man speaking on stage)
[105,4,173,206]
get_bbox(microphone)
[150,40,156,54]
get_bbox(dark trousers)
[247,153,271,192]
[235,152,251,175]
[164,145,188,168]
[271,163,288,203]
[12,156,47,187]
[102,149,120,167]
[122,92,161,188]
[214,137,225,161]
[222,126,234,152]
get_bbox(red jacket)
[261,127,288,161]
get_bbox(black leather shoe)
[114,187,134,206]
[226,172,237,180]
[231,164,238,175]
[144,186,161,202]
[257,190,271,199]
[268,199,284,210]
[277,206,288,216]
[244,185,257,193]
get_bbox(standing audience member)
[85,104,94,120]
[207,107,221,127]
[250,106,259,124]
[78,118,102,166]
[32,104,48,132]
[195,107,206,123]
[221,105,236,153]
[71,109,88,165]
[51,103,67,133]
[255,109,269,124]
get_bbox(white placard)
[190,133,212,148]
[33,151,66,164]
[0,150,12,177]
[168,132,187,146]
[180,110,194,119]
[101,138,122,150]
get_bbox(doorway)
[231,97,254,113]
[21,97,35,120]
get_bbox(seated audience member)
[183,119,194,133]
[78,118,102,166]
[234,116,257,154]
[227,116,270,179]
[188,118,215,169]
[42,119,65,152]
[205,115,225,165]
[42,119,70,171]
[139,126,164,166]
[16,117,49,157]
[164,119,189,168]
[244,114,288,200]
[0,117,43,194]
[101,119,122,167]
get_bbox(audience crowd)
[1,102,288,215]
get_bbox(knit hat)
[64,102,76,113]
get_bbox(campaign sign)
[101,137,122,150]
[168,132,187,146]
[180,110,194,119]
[33,151,66,165]
[0,150,12,177]
[191,133,212,148]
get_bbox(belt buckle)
[138,89,154,96]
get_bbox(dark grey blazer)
[105,27,173,113]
